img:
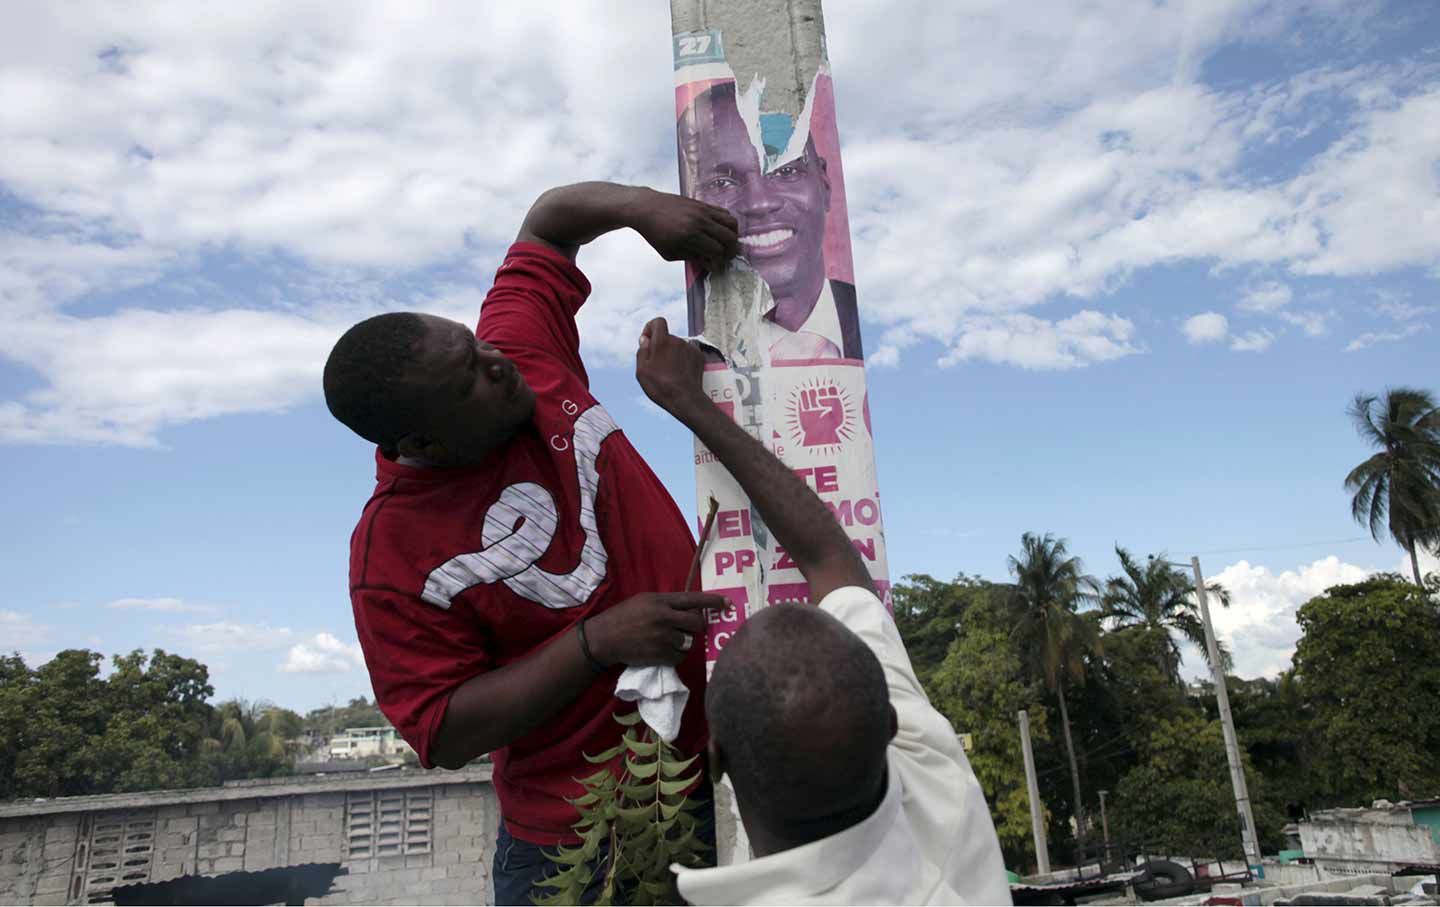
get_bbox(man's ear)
[888,704,898,743]
[707,738,726,784]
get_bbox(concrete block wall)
[317,785,498,907]
[0,815,81,905]
[0,771,498,906]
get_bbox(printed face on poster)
[675,40,862,364]
[672,30,891,668]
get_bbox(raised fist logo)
[797,385,845,446]
[785,379,856,451]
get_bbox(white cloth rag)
[614,665,690,743]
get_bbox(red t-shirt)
[349,242,706,845]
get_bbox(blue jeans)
[492,785,716,905]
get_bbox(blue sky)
[2,0,1437,712]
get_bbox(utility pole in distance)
[1098,789,1111,861]
[1191,556,1263,871]
[1019,710,1051,875]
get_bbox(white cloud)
[0,283,493,447]
[1277,309,1337,337]
[1203,555,1376,679]
[937,310,1140,370]
[0,610,52,650]
[0,1,1436,444]
[280,632,366,674]
[1405,547,1440,580]
[1238,281,1292,313]
[1230,328,1278,352]
[166,621,294,653]
[1343,322,1429,352]
[1183,312,1229,344]
[1374,293,1432,322]
[1289,88,1440,277]
[866,345,901,369]
[106,596,217,614]
[631,394,666,418]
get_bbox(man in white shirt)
[636,318,1012,905]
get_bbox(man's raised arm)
[517,182,738,270]
[636,317,874,603]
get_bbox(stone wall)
[1300,803,1440,875]
[0,767,497,906]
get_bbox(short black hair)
[322,312,429,450]
[707,603,892,826]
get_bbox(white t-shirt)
[674,585,1013,905]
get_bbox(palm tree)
[1345,388,1440,586]
[1009,532,1102,837]
[1102,547,1231,683]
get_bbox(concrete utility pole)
[1019,710,1051,875]
[1192,556,1263,870]
[668,0,889,637]
[668,0,888,866]
[1098,789,1111,860]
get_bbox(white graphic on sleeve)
[420,405,619,610]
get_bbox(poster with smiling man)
[669,2,889,670]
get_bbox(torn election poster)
[670,1,890,671]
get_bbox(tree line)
[897,560,1440,871]
[897,387,1440,870]
[0,648,390,801]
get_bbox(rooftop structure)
[0,765,496,906]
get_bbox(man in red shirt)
[322,182,739,904]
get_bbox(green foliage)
[929,590,1053,870]
[1217,673,1318,833]
[0,649,217,799]
[892,573,990,690]
[1102,548,1231,680]
[1345,387,1440,585]
[205,699,298,783]
[302,697,387,737]
[1094,627,1195,748]
[0,649,308,800]
[1109,716,1284,859]
[256,707,304,741]
[535,712,710,906]
[1292,575,1440,804]
[1008,533,1102,694]
[1008,532,1104,833]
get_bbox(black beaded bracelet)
[576,618,607,674]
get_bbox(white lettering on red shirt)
[420,404,619,610]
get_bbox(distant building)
[1300,799,1440,877]
[329,727,414,761]
[0,765,495,905]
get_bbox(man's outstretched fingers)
[706,204,739,232]
[637,317,662,353]
[664,592,726,611]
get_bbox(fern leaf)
[583,743,625,764]
[575,767,614,786]
[625,756,661,779]
[657,751,700,778]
